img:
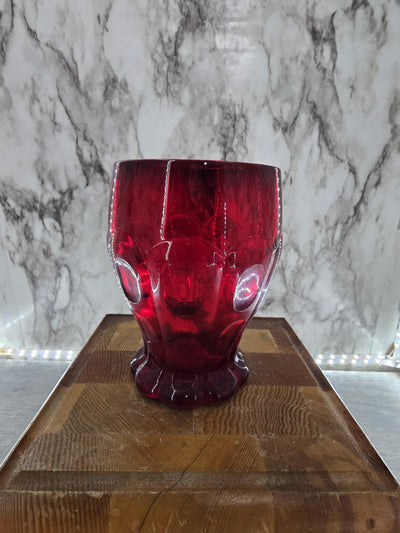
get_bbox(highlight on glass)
[108,159,282,408]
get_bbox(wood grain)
[0,315,399,532]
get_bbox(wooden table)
[0,315,399,532]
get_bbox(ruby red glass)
[108,159,282,408]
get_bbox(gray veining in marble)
[0,0,399,353]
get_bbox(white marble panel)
[0,0,399,353]
[0,210,25,348]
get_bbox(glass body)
[108,159,282,408]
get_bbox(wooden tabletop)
[0,315,399,532]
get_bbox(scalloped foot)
[130,347,249,408]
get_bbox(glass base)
[130,347,249,408]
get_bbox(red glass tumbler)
[108,159,282,408]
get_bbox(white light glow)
[311,351,395,370]
[0,348,77,361]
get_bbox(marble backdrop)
[0,0,399,354]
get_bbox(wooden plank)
[0,315,399,532]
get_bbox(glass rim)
[113,158,281,172]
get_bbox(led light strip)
[395,330,400,351]
[0,347,397,369]
[0,348,77,362]
[312,352,399,370]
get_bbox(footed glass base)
[130,347,249,409]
